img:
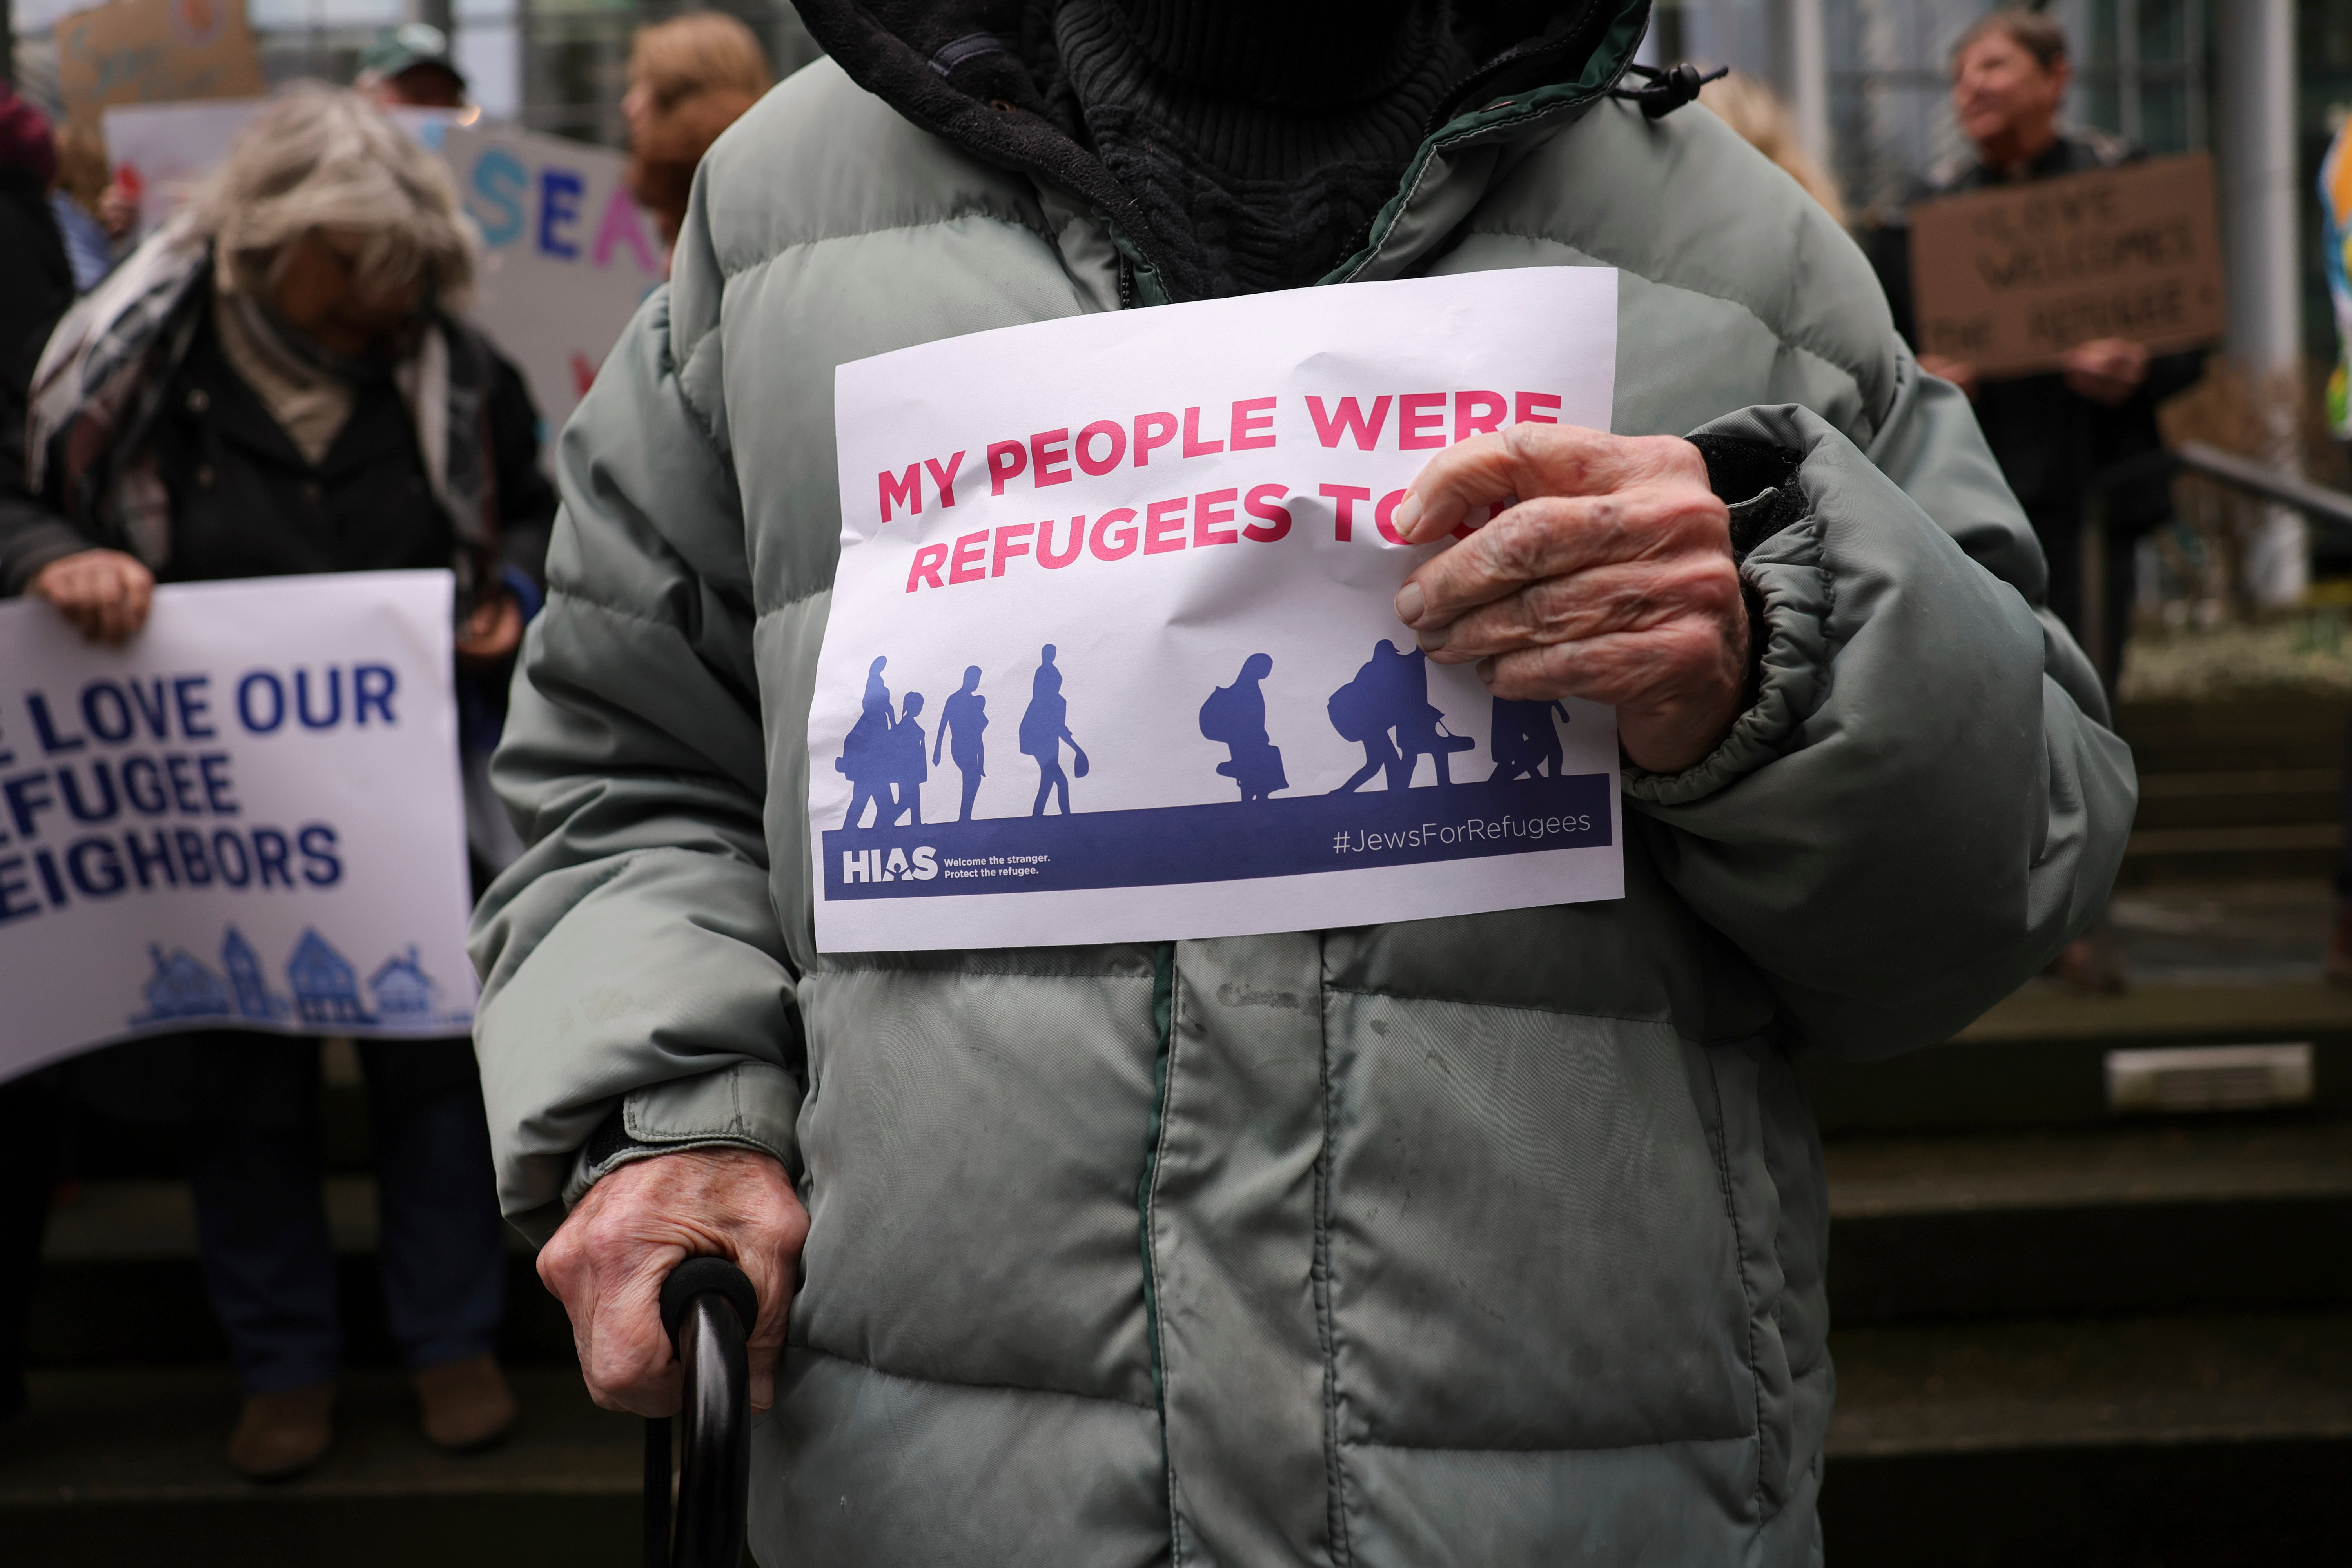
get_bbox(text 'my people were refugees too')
[882,390,1571,593]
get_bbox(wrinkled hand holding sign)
[813,269,1624,953]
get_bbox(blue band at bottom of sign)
[821,772,1611,900]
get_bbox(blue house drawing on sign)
[132,946,233,1024]
[287,929,371,1025]
[369,948,439,1026]
[221,927,289,1022]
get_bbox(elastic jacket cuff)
[560,1058,804,1210]
[1624,432,1822,806]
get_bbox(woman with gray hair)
[0,86,550,1479]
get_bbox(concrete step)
[2129,767,2340,831]
[2119,822,2342,885]
[27,1176,574,1368]
[0,1365,641,1568]
[1821,1313,2352,1566]
[1800,973,2352,1134]
[2117,698,2349,778]
[1824,1120,2352,1324]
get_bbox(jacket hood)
[785,0,1653,293]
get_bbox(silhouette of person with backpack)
[1328,641,1412,793]
[1021,644,1084,816]
[1489,695,1573,780]
[837,655,895,827]
[1392,646,1472,786]
[934,665,988,821]
[1200,653,1286,801]
[887,691,928,824]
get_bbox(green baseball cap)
[357,22,465,87]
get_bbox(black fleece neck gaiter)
[1044,0,1476,299]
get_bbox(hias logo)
[840,846,938,884]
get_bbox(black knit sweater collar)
[785,0,1632,302]
[1034,0,1477,298]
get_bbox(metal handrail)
[2076,445,2352,688]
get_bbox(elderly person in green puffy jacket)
[469,0,2137,1562]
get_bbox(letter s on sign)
[1242,484,1291,542]
[911,846,939,880]
[469,148,527,246]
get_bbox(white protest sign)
[445,122,666,436]
[98,111,658,438]
[104,96,259,238]
[812,268,1623,953]
[0,572,475,1082]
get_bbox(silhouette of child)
[888,692,927,824]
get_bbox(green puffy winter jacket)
[469,2,2137,1561]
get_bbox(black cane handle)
[646,1256,756,1568]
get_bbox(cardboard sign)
[444,122,667,435]
[811,268,1625,954]
[1909,152,2226,378]
[54,0,264,132]
[0,573,476,1082]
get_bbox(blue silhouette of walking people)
[933,665,988,822]
[837,655,898,828]
[886,691,928,824]
[1200,653,1287,801]
[1489,696,1573,780]
[1328,640,1470,792]
[1020,644,1086,815]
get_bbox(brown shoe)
[228,1384,334,1482]
[412,1355,517,1452]
[2045,920,2129,996]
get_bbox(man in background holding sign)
[1872,12,2207,699]
[472,2,2136,1561]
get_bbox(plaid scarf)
[27,218,499,601]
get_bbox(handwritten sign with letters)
[1909,151,2226,379]
[54,0,264,131]
[812,269,1626,953]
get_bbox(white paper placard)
[0,572,475,1081]
[813,268,1624,953]
[444,121,667,438]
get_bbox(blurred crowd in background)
[0,0,2349,1496]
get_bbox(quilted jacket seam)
[1323,985,1699,1042]
[788,1342,1157,1412]
[711,209,1061,289]
[807,962,1158,982]
[1703,1048,1773,1523]
[1455,225,1886,440]
[1312,939,1354,1568]
[1339,1428,1755,1456]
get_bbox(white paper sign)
[104,96,260,238]
[99,110,659,439]
[811,269,1624,953]
[0,572,475,1082]
[444,122,667,436]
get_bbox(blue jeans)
[181,1034,506,1393]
